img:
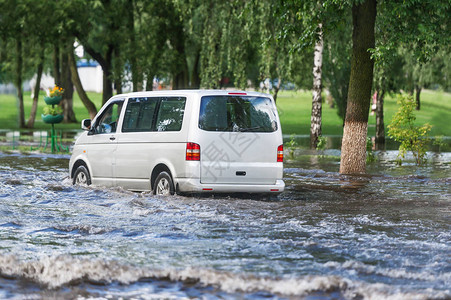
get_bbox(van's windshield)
[198,96,277,132]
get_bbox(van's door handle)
[109,136,116,141]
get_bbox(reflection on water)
[0,151,449,299]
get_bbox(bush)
[387,94,432,165]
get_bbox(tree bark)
[53,43,62,87]
[26,50,44,129]
[102,46,114,104]
[68,47,98,120]
[173,62,189,89]
[190,52,201,89]
[171,18,189,90]
[375,89,385,150]
[15,37,25,128]
[415,85,421,110]
[127,0,138,92]
[114,47,123,94]
[273,78,282,103]
[311,24,323,149]
[339,0,376,174]
[61,43,77,123]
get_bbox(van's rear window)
[199,96,277,132]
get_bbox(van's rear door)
[198,95,283,185]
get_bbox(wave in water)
[0,254,448,299]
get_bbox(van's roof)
[113,89,272,99]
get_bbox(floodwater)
[0,150,449,299]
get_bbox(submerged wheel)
[73,165,91,186]
[153,171,175,195]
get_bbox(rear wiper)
[239,126,262,132]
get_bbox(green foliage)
[316,135,327,151]
[43,105,63,116]
[285,134,298,159]
[387,94,432,165]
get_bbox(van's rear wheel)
[73,165,91,186]
[153,171,175,195]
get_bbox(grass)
[0,89,450,137]
[276,91,344,136]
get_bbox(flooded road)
[0,151,449,299]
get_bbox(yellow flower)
[49,85,64,97]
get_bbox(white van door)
[85,100,123,184]
[198,95,282,185]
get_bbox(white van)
[69,90,284,195]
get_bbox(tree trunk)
[375,89,385,150]
[26,50,44,129]
[53,43,62,86]
[171,19,189,90]
[15,37,25,128]
[190,52,201,89]
[145,71,154,91]
[127,0,139,92]
[311,24,323,149]
[339,0,376,174]
[68,47,98,120]
[61,44,77,123]
[80,41,114,105]
[102,46,114,104]
[273,78,282,103]
[173,63,189,90]
[115,78,123,95]
[415,85,421,110]
[114,47,123,94]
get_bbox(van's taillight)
[277,145,284,162]
[186,142,200,161]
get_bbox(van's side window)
[122,98,158,132]
[94,100,124,134]
[155,97,186,131]
[122,97,186,132]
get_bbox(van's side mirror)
[81,119,91,131]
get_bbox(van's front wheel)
[73,165,91,186]
[153,171,175,195]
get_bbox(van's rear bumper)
[176,178,285,193]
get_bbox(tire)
[73,165,92,186]
[153,171,175,195]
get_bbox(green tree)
[388,94,431,165]
[257,0,298,101]
[0,0,27,128]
